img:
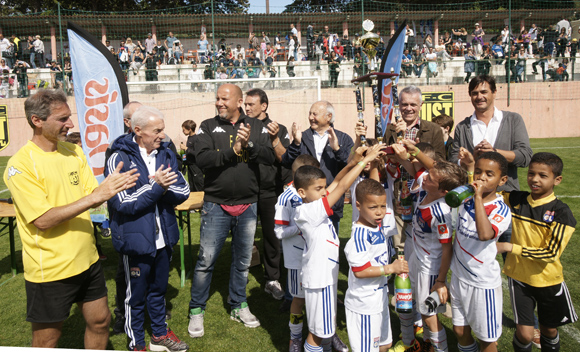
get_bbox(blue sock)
[304,341,323,352]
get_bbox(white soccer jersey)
[274,184,304,270]
[410,187,453,275]
[451,194,511,288]
[294,197,339,289]
[344,224,393,315]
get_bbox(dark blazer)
[281,127,354,220]
[384,119,446,161]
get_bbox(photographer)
[13,60,29,98]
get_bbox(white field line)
[532,146,580,150]
[0,189,9,194]
[502,278,580,344]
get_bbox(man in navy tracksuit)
[106,106,190,352]
[281,100,354,233]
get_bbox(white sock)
[399,312,415,346]
[457,341,479,352]
[428,328,448,352]
[289,321,303,340]
[304,341,323,352]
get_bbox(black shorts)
[508,277,578,328]
[25,261,107,323]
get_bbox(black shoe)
[279,299,292,313]
[112,315,125,335]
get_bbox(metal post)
[57,2,67,92]
[507,0,511,106]
[211,0,215,52]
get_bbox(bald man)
[187,84,276,337]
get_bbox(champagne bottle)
[394,250,412,313]
[400,175,413,223]
[445,184,475,208]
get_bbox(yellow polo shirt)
[4,141,99,283]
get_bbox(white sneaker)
[230,302,260,328]
[188,308,204,338]
[265,280,284,300]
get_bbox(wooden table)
[175,192,204,287]
[0,202,17,277]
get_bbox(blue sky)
[248,0,293,13]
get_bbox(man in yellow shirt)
[4,89,138,348]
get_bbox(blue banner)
[379,20,407,133]
[68,22,128,184]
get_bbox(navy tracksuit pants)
[123,246,171,348]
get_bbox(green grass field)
[0,138,579,351]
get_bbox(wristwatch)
[247,141,254,149]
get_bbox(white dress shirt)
[312,129,329,162]
[470,107,503,148]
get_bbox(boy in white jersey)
[275,154,320,351]
[294,145,384,352]
[345,178,409,352]
[453,151,511,352]
[392,142,466,352]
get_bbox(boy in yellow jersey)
[4,89,138,348]
[497,152,577,352]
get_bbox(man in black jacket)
[188,84,275,338]
[244,88,292,301]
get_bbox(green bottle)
[445,184,475,208]
[394,250,412,313]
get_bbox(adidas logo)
[212,126,226,133]
[262,127,269,134]
[130,161,137,168]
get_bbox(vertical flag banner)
[379,20,407,132]
[68,21,128,184]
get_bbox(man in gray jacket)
[449,74,533,192]
[449,74,533,258]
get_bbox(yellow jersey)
[503,191,576,287]
[4,141,99,283]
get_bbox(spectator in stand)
[464,48,476,83]
[471,23,485,55]
[288,35,296,60]
[233,44,245,60]
[424,34,434,52]
[501,25,512,50]
[130,47,145,75]
[155,40,167,64]
[0,34,13,68]
[13,59,29,98]
[341,34,352,60]
[521,28,532,55]
[401,49,413,77]
[543,25,558,57]
[144,33,155,54]
[425,47,438,77]
[412,48,426,78]
[290,23,298,38]
[505,44,518,82]
[405,24,415,51]
[442,31,453,53]
[478,45,492,76]
[197,34,209,63]
[0,58,9,71]
[435,37,453,69]
[143,49,159,84]
[532,48,549,82]
[556,17,571,37]
[333,41,345,63]
[555,28,569,58]
[187,63,203,91]
[125,38,137,58]
[164,32,177,58]
[30,35,44,69]
[570,38,578,62]
[451,28,468,55]
[515,46,531,83]
[327,51,340,88]
[105,40,114,52]
[353,51,365,78]
[265,43,275,66]
[49,61,64,89]
[118,45,130,74]
[492,38,505,65]
[275,32,284,56]
[173,40,184,64]
[248,32,260,52]
[529,23,538,42]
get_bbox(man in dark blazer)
[281,100,354,233]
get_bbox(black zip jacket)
[195,111,275,205]
[258,115,292,199]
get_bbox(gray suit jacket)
[449,110,533,192]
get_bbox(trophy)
[351,20,398,145]
[389,67,404,141]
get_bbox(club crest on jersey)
[438,224,448,235]
[130,267,140,278]
[368,230,385,245]
[373,337,379,348]
[69,171,79,185]
[290,195,302,208]
[543,210,555,223]
[492,214,504,223]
